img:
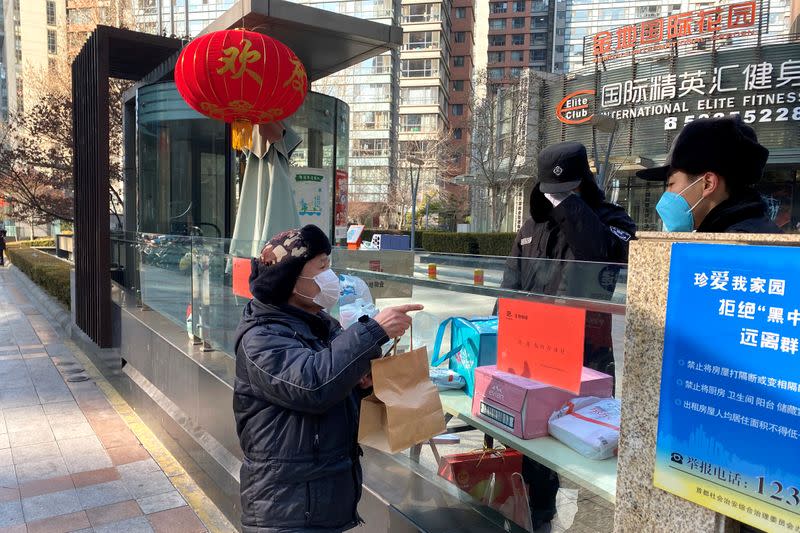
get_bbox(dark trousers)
[0,249,4,265]
[522,456,559,526]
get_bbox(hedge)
[5,247,70,309]
[420,232,517,255]
[7,238,56,248]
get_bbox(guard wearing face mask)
[638,117,779,234]
[233,225,423,533]
[500,142,636,531]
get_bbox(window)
[402,3,440,23]
[46,0,56,25]
[451,104,464,116]
[489,19,507,30]
[400,114,438,133]
[453,31,466,43]
[488,68,505,80]
[532,1,548,11]
[531,49,546,62]
[489,35,506,46]
[404,31,438,50]
[455,7,466,18]
[555,45,564,53]
[453,56,465,67]
[357,55,391,75]
[402,59,438,77]
[510,67,523,78]
[453,128,463,140]
[353,111,390,130]
[15,78,23,113]
[636,6,660,18]
[355,83,390,101]
[452,79,464,91]
[512,17,525,29]
[532,16,547,29]
[401,87,440,105]
[352,139,390,157]
[511,50,524,62]
[491,2,508,14]
[488,52,505,63]
[531,32,547,44]
[47,29,57,54]
[513,1,526,12]
[512,34,525,45]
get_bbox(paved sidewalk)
[0,266,232,533]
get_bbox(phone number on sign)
[664,108,800,130]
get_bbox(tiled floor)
[0,267,215,533]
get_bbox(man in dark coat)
[638,116,779,234]
[233,225,421,533]
[0,230,5,266]
[501,142,636,531]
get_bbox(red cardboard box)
[438,449,523,510]
[472,365,613,439]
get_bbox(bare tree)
[467,70,537,232]
[393,130,462,229]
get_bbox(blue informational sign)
[655,243,800,532]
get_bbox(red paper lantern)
[174,29,309,151]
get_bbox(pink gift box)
[472,365,613,440]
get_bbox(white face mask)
[296,269,341,310]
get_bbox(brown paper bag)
[358,345,446,454]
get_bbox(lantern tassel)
[232,119,254,151]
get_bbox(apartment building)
[448,0,474,175]
[1,0,67,118]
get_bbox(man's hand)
[373,304,424,339]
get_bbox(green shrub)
[7,238,56,248]
[5,247,70,309]
[422,232,478,254]
[473,233,517,257]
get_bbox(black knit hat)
[637,117,769,186]
[249,225,332,305]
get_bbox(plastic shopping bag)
[548,397,620,460]
[429,368,466,391]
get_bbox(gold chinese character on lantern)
[283,55,307,94]
[217,39,263,84]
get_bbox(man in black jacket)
[234,225,422,533]
[638,117,779,234]
[501,142,637,530]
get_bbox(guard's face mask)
[656,177,705,232]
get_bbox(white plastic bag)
[548,397,620,460]
[338,274,374,306]
[339,299,378,329]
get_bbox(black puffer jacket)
[501,178,637,299]
[233,299,388,533]
[697,188,781,234]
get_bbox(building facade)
[448,0,474,175]
[1,0,67,118]
[135,0,235,37]
[486,0,567,81]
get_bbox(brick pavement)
[0,266,232,533]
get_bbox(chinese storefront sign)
[598,57,800,131]
[497,299,585,394]
[655,243,800,532]
[291,168,331,236]
[591,1,760,63]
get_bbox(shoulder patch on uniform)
[610,226,632,242]
[521,237,533,246]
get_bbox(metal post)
[410,165,420,251]
[599,122,617,189]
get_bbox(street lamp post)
[407,156,424,251]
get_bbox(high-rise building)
[1,0,67,118]
[448,0,475,175]
[135,0,235,37]
[293,0,399,206]
[291,0,474,210]
[485,0,566,81]
[398,0,451,194]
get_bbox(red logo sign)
[556,90,595,125]
[591,0,758,62]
